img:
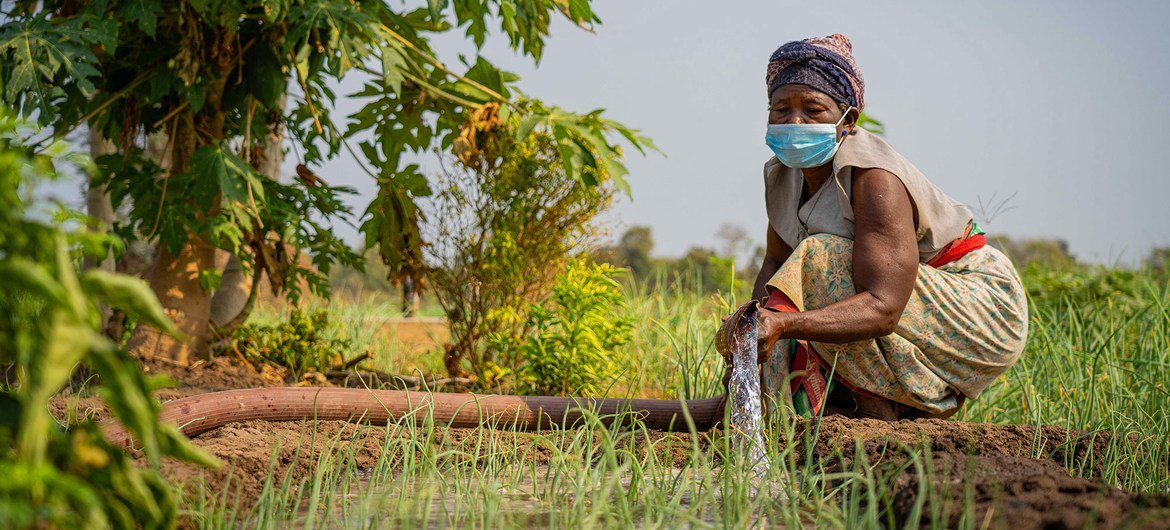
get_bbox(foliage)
[1019,264,1148,308]
[988,235,1078,270]
[425,132,614,380]
[1145,246,1169,278]
[491,258,634,396]
[0,2,654,356]
[0,111,216,528]
[595,225,745,295]
[225,308,354,380]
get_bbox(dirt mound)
[802,416,1119,477]
[164,420,387,505]
[138,356,285,392]
[893,454,1169,530]
[799,416,1170,530]
[48,357,284,425]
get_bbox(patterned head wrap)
[766,34,865,110]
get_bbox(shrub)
[1021,265,1147,308]
[225,308,354,380]
[424,132,614,382]
[492,258,634,396]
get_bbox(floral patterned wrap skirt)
[761,234,1029,414]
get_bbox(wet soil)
[49,358,1170,529]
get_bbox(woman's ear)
[845,107,860,135]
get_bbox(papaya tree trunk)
[84,128,117,274]
[210,93,286,331]
[402,276,419,317]
[84,128,118,330]
[129,74,226,362]
[126,236,218,363]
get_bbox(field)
[51,267,1170,529]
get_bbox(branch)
[29,71,155,154]
[377,25,510,105]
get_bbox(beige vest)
[763,128,973,262]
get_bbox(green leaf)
[80,269,179,337]
[0,16,104,112]
[380,45,408,94]
[0,257,68,307]
[246,44,285,109]
[514,113,543,141]
[198,268,222,291]
[189,144,265,211]
[427,0,448,19]
[119,0,162,38]
[462,57,512,99]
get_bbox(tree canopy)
[0,0,654,360]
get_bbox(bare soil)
[800,417,1170,529]
[374,317,449,356]
[51,358,1170,529]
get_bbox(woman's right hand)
[755,309,789,364]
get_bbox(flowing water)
[728,310,766,471]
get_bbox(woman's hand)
[756,309,789,363]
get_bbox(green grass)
[189,267,1170,528]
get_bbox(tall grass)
[188,266,1170,527]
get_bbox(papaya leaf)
[380,44,409,94]
[119,0,162,38]
[246,43,286,109]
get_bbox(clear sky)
[371,0,1167,266]
[44,1,1170,266]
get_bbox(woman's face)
[768,84,858,137]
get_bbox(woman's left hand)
[756,309,789,363]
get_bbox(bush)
[492,258,634,396]
[424,132,614,382]
[1021,265,1147,308]
[225,308,354,380]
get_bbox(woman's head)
[766,34,865,111]
[762,35,865,168]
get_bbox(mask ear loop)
[835,106,857,142]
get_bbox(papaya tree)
[0,0,652,365]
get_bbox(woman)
[732,34,1028,421]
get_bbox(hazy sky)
[384,0,1168,266]
[45,1,1170,266]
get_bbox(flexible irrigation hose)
[104,387,728,447]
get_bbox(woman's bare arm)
[758,167,919,349]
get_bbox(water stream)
[728,308,766,472]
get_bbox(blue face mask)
[764,109,853,168]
